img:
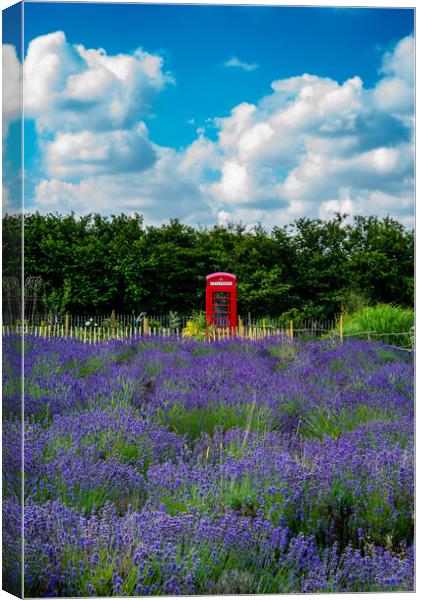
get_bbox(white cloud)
[319,191,354,222]
[20,31,176,194]
[373,34,414,115]
[24,31,81,117]
[202,35,413,226]
[2,184,11,210]
[45,122,156,178]
[24,31,173,132]
[217,210,231,226]
[179,132,218,175]
[373,74,413,115]
[2,45,22,215]
[24,32,414,229]
[215,102,257,152]
[34,146,214,225]
[2,44,21,138]
[380,35,414,84]
[237,122,274,160]
[268,75,363,136]
[224,56,258,71]
[211,160,251,203]
[319,187,413,227]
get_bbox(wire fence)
[341,331,414,351]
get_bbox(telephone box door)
[206,273,237,329]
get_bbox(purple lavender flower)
[1,334,413,595]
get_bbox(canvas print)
[2,1,415,597]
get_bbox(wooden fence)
[2,319,289,343]
[5,312,193,330]
[1,314,414,350]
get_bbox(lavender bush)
[2,334,414,595]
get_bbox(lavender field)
[2,334,414,596]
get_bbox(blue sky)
[2,2,415,228]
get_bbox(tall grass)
[341,304,414,348]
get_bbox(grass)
[299,404,396,441]
[340,304,414,347]
[157,401,271,439]
[266,343,298,369]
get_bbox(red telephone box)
[206,272,237,329]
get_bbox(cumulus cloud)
[2,184,11,210]
[202,35,414,226]
[20,31,175,190]
[24,31,173,132]
[2,45,22,215]
[34,146,215,225]
[211,160,251,202]
[2,44,21,139]
[372,35,414,115]
[179,132,219,175]
[45,123,157,178]
[224,56,258,71]
[2,180,22,214]
[23,32,415,229]
[380,35,414,83]
[217,210,231,226]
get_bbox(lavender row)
[2,334,414,595]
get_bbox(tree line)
[2,212,414,320]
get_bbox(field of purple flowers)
[2,334,414,596]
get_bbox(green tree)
[291,213,351,318]
[6,211,413,319]
[347,216,414,307]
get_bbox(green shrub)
[182,311,209,340]
[341,289,369,315]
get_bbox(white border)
[0,2,417,600]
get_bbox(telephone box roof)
[206,272,236,281]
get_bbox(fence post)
[262,319,266,338]
[238,316,244,338]
[65,313,70,337]
[111,309,116,337]
[143,316,149,335]
[289,320,294,339]
[339,313,343,343]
